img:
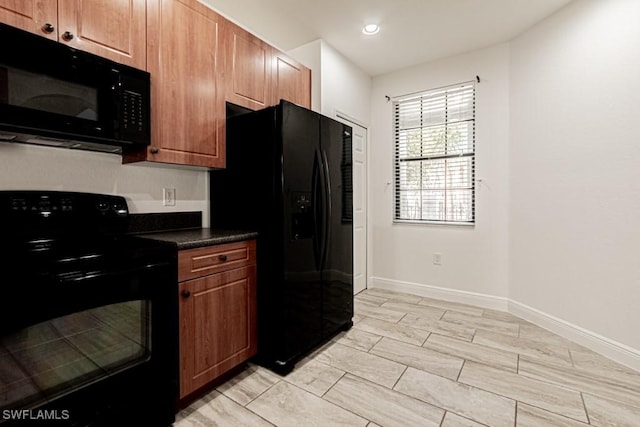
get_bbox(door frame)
[334,110,369,294]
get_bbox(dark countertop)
[136,228,258,250]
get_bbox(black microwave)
[0,22,150,154]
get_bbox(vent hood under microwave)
[0,22,151,155]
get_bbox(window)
[393,81,475,224]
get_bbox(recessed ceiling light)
[362,24,380,36]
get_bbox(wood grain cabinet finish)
[271,50,311,109]
[123,0,226,169]
[1,0,311,169]
[178,240,257,398]
[0,0,146,69]
[221,20,311,111]
[222,20,272,111]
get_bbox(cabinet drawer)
[178,240,256,282]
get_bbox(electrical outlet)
[433,253,442,265]
[163,188,176,206]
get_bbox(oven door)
[0,249,177,426]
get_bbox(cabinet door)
[130,0,224,168]
[57,0,146,70]
[0,0,57,40]
[272,50,311,109]
[179,265,257,398]
[222,21,272,111]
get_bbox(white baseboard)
[509,299,640,372]
[369,277,640,372]
[369,277,509,311]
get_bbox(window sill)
[393,219,475,227]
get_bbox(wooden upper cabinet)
[222,21,272,111]
[2,0,312,169]
[271,50,311,109]
[123,0,225,168]
[57,0,147,70]
[221,20,311,112]
[0,0,57,40]
[0,0,146,69]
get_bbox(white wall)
[318,41,371,124]
[199,0,312,54]
[368,0,640,368]
[0,143,209,222]
[509,0,640,354]
[289,39,372,125]
[370,44,510,306]
[287,40,322,113]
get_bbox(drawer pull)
[181,289,191,298]
[218,254,228,262]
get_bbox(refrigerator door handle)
[311,148,322,270]
[320,149,331,271]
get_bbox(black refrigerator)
[210,100,353,375]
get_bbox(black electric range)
[0,191,177,426]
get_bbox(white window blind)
[393,81,475,224]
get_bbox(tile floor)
[174,288,640,427]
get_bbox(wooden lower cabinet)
[178,240,257,398]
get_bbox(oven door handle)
[55,261,174,283]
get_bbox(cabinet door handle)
[218,254,228,262]
[62,31,74,41]
[150,146,159,154]
[42,23,55,34]
[181,289,191,298]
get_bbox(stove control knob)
[60,198,73,212]
[96,200,110,212]
[111,200,127,214]
[37,198,53,217]
[38,198,51,209]
[10,198,27,211]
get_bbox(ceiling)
[201,0,573,77]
